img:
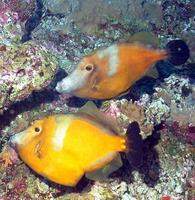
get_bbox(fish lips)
[55,81,64,93]
[9,134,18,148]
[55,80,71,94]
[8,132,23,149]
[55,78,78,94]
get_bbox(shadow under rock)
[66,96,102,108]
[51,176,92,198]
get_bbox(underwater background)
[0,0,194,199]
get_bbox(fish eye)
[85,64,93,71]
[34,127,41,133]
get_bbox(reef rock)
[0,41,58,112]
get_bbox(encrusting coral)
[0,0,58,113]
[0,0,194,199]
[154,75,195,143]
[0,41,58,112]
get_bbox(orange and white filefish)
[9,104,143,186]
[56,40,189,100]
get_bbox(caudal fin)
[166,39,190,65]
[125,121,143,168]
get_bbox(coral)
[169,102,195,126]
[0,1,194,199]
[154,75,195,143]
[0,41,58,112]
[100,95,170,139]
[100,74,194,142]
[0,2,19,25]
[0,145,19,167]
[145,97,170,125]
[118,99,154,138]
[100,99,154,138]
[165,122,195,144]
[21,0,43,43]
[0,1,58,113]
[6,0,36,22]
[186,165,195,199]
[102,100,120,119]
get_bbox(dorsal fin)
[129,31,160,48]
[77,101,120,134]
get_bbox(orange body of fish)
[9,111,142,186]
[56,43,167,99]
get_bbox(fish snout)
[55,68,89,94]
[55,79,71,93]
[55,76,78,94]
[55,82,64,93]
[8,131,24,148]
[9,134,18,148]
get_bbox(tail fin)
[125,121,143,168]
[166,39,190,65]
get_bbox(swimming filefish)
[56,40,189,100]
[9,103,143,186]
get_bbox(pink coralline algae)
[102,100,121,119]
[153,75,195,143]
[0,41,58,112]
[6,0,36,22]
[0,146,19,167]
[0,3,19,24]
[165,121,195,144]
[0,0,36,25]
[0,1,58,113]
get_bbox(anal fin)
[85,153,123,181]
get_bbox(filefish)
[56,40,189,99]
[9,103,143,186]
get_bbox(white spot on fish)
[52,116,72,151]
[97,45,119,76]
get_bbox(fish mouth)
[9,134,17,148]
[55,77,82,94]
[55,82,63,93]
[55,68,89,94]
[55,81,71,93]
[8,131,24,148]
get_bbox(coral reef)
[0,0,58,112]
[0,41,58,112]
[154,75,195,143]
[102,99,155,139]
[0,0,194,200]
[6,0,36,22]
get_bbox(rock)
[175,184,183,194]
[0,41,58,112]
[122,193,136,200]
[36,179,49,194]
